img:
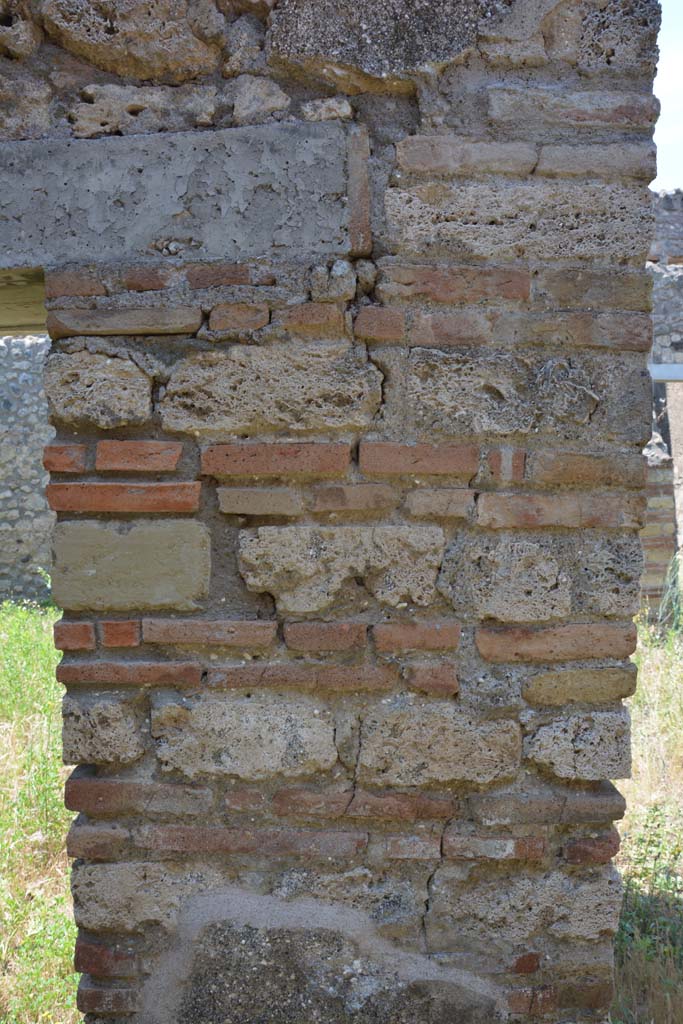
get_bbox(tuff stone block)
[62,695,144,766]
[44,352,152,430]
[525,710,632,781]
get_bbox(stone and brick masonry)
[0,1,661,1021]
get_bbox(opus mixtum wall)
[0,1,661,1021]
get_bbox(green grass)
[0,601,78,1024]
[0,600,682,1022]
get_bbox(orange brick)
[65,770,212,817]
[564,828,621,864]
[43,444,88,473]
[309,484,398,513]
[405,488,475,520]
[507,986,558,1016]
[54,621,96,651]
[409,310,491,347]
[100,621,141,648]
[346,789,456,822]
[354,306,406,343]
[142,619,277,648]
[208,663,397,692]
[46,306,202,339]
[46,482,200,513]
[280,302,346,338]
[74,938,138,979]
[408,664,459,697]
[57,661,202,687]
[272,787,351,818]
[283,622,367,651]
[486,447,527,484]
[476,492,647,530]
[120,265,171,292]
[217,487,303,517]
[476,623,637,663]
[442,831,546,861]
[527,450,646,489]
[77,982,139,1016]
[360,442,479,479]
[384,834,442,859]
[67,822,130,860]
[374,621,461,652]
[209,301,270,332]
[44,268,105,299]
[185,262,252,288]
[377,264,531,304]
[224,787,267,813]
[513,953,542,975]
[95,440,183,472]
[202,443,350,479]
[134,825,368,859]
[534,267,651,312]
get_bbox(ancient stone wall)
[0,334,54,602]
[0,1,660,1021]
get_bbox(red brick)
[95,440,183,472]
[384,834,441,859]
[346,789,456,822]
[65,771,213,817]
[185,262,252,288]
[75,938,138,979]
[77,981,139,1015]
[46,306,203,339]
[377,264,531,304]
[57,661,202,687]
[44,268,105,299]
[54,621,96,651]
[208,663,397,693]
[142,619,277,648]
[513,953,541,975]
[360,442,479,479]
[217,487,303,517]
[564,828,620,864]
[134,825,368,859]
[283,622,367,651]
[280,302,346,338]
[100,621,141,648]
[405,488,476,520]
[409,310,492,347]
[476,623,637,663]
[443,831,546,861]
[209,301,270,332]
[43,444,88,474]
[272,787,352,818]
[120,266,172,292]
[46,482,200,513]
[309,484,398,513]
[476,492,647,530]
[534,267,652,312]
[348,125,372,256]
[486,447,527,484]
[527,450,646,489]
[507,986,558,1016]
[224,787,266,813]
[408,664,460,698]
[374,621,461,652]
[354,306,406,343]
[470,781,626,826]
[202,443,350,479]
[67,822,130,860]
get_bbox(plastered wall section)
[0,1,661,1022]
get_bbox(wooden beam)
[0,269,46,334]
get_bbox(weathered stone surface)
[439,533,642,623]
[0,123,360,269]
[543,0,661,75]
[487,86,659,132]
[151,695,337,779]
[161,344,382,438]
[0,71,51,140]
[69,83,218,139]
[238,526,445,613]
[44,352,152,429]
[72,863,221,933]
[62,696,144,766]
[408,349,651,446]
[41,0,222,83]
[522,666,638,705]
[269,0,516,89]
[222,15,266,77]
[232,75,290,124]
[525,710,632,780]
[359,697,521,786]
[0,1,42,59]
[386,181,653,264]
[427,867,623,955]
[52,521,211,612]
[302,97,354,122]
[310,260,357,301]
